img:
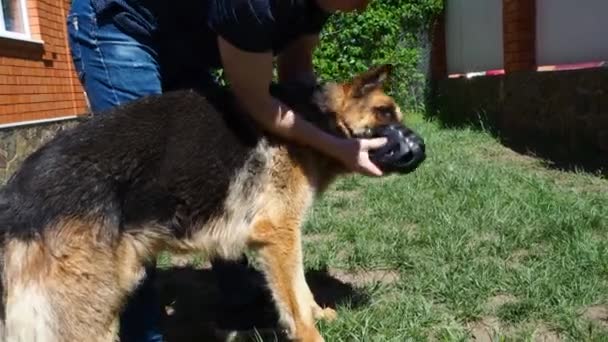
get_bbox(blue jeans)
[67,0,162,112]
[67,1,260,341]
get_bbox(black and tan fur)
[0,65,407,342]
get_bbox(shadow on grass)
[155,266,369,341]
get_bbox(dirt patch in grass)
[333,188,362,199]
[325,183,363,204]
[476,143,608,194]
[388,222,418,239]
[547,169,608,194]
[167,253,211,269]
[467,231,500,249]
[467,316,501,342]
[556,178,608,194]
[478,231,500,243]
[484,294,518,312]
[532,323,561,342]
[303,233,336,243]
[582,305,608,329]
[590,230,608,245]
[506,245,548,269]
[329,268,400,287]
[466,316,562,342]
[506,249,531,267]
[476,144,543,168]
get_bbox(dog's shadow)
[154,265,369,341]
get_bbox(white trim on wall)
[0,0,38,43]
[0,115,80,130]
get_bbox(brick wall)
[431,0,537,77]
[0,0,87,125]
[503,0,535,72]
[430,12,447,80]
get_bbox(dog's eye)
[374,106,395,119]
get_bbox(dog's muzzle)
[369,124,426,174]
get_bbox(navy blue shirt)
[208,0,330,54]
[91,0,331,68]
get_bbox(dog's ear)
[343,64,393,98]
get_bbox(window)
[0,0,30,40]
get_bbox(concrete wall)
[0,119,79,184]
[536,0,608,66]
[429,67,608,171]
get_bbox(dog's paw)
[313,306,337,322]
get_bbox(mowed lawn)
[157,112,608,342]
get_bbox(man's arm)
[217,36,386,177]
[277,34,319,85]
[217,36,338,152]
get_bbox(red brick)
[0,0,109,124]
[503,0,536,73]
[430,11,447,79]
[0,104,16,116]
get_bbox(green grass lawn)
[302,112,608,341]
[158,112,608,342]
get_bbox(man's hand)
[329,137,388,177]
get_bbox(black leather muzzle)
[368,124,426,174]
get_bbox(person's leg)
[67,1,163,341]
[67,0,161,112]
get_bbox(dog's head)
[272,64,426,174]
[317,64,403,137]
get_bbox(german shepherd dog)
[0,64,424,342]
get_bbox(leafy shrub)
[313,0,443,110]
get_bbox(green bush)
[313,0,443,110]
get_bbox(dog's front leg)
[249,219,324,342]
